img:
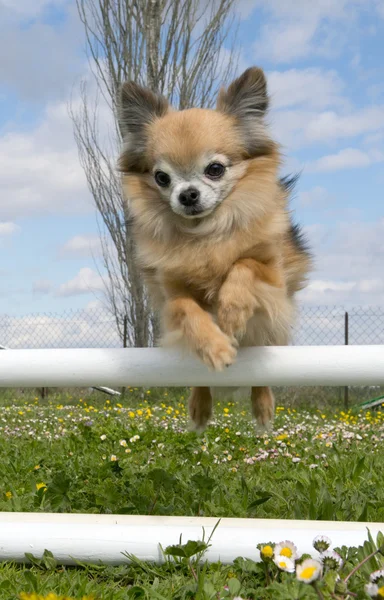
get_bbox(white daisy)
[296,559,322,583]
[274,540,298,561]
[365,583,379,597]
[320,550,344,570]
[313,535,332,552]
[370,569,384,583]
[273,556,295,573]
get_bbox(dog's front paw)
[195,323,237,371]
[217,287,255,339]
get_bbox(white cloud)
[0,221,20,236]
[236,0,260,19]
[58,235,102,259]
[0,2,85,102]
[305,106,384,142]
[308,148,382,172]
[270,104,384,150]
[299,278,384,308]
[299,218,384,307]
[0,92,117,220]
[1,0,69,16]
[0,99,91,219]
[268,68,345,110]
[0,305,120,349]
[374,0,384,18]
[32,279,53,295]
[307,148,372,172]
[252,0,367,64]
[56,267,104,297]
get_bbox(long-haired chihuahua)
[117,67,311,433]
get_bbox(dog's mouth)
[173,204,216,220]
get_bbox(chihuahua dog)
[117,67,311,432]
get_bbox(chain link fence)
[0,306,383,408]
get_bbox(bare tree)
[71,0,239,347]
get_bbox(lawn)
[0,388,383,599]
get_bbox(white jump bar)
[0,513,382,565]
[0,346,383,388]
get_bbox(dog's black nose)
[179,187,200,207]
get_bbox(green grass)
[0,388,383,598]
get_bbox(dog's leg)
[217,258,293,431]
[162,280,237,371]
[188,386,213,431]
[217,257,287,342]
[251,386,275,434]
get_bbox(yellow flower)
[276,433,288,441]
[225,428,230,433]
[5,491,12,499]
[34,465,40,470]
[129,411,135,418]
[36,482,47,491]
[378,586,384,598]
[136,409,143,416]
[274,556,295,572]
[296,559,322,583]
[20,594,94,600]
[223,408,229,413]
[260,545,274,559]
[274,541,298,560]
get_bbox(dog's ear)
[117,81,169,172]
[217,67,273,157]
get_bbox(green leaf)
[148,468,177,491]
[248,495,272,511]
[352,456,365,481]
[228,577,241,596]
[24,552,43,569]
[203,581,216,598]
[23,570,39,592]
[127,586,146,598]
[357,502,369,522]
[42,548,57,570]
[0,580,11,591]
[164,539,208,559]
[191,473,216,496]
[377,531,384,549]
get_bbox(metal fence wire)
[0,306,383,407]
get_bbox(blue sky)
[1,0,384,323]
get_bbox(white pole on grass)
[0,343,120,396]
[0,513,382,565]
[0,346,384,388]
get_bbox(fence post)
[121,315,128,399]
[344,311,349,409]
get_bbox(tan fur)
[118,68,311,432]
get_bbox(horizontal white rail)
[0,513,382,565]
[0,346,384,388]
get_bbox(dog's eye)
[154,170,171,187]
[205,162,225,179]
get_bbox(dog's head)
[117,68,278,224]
